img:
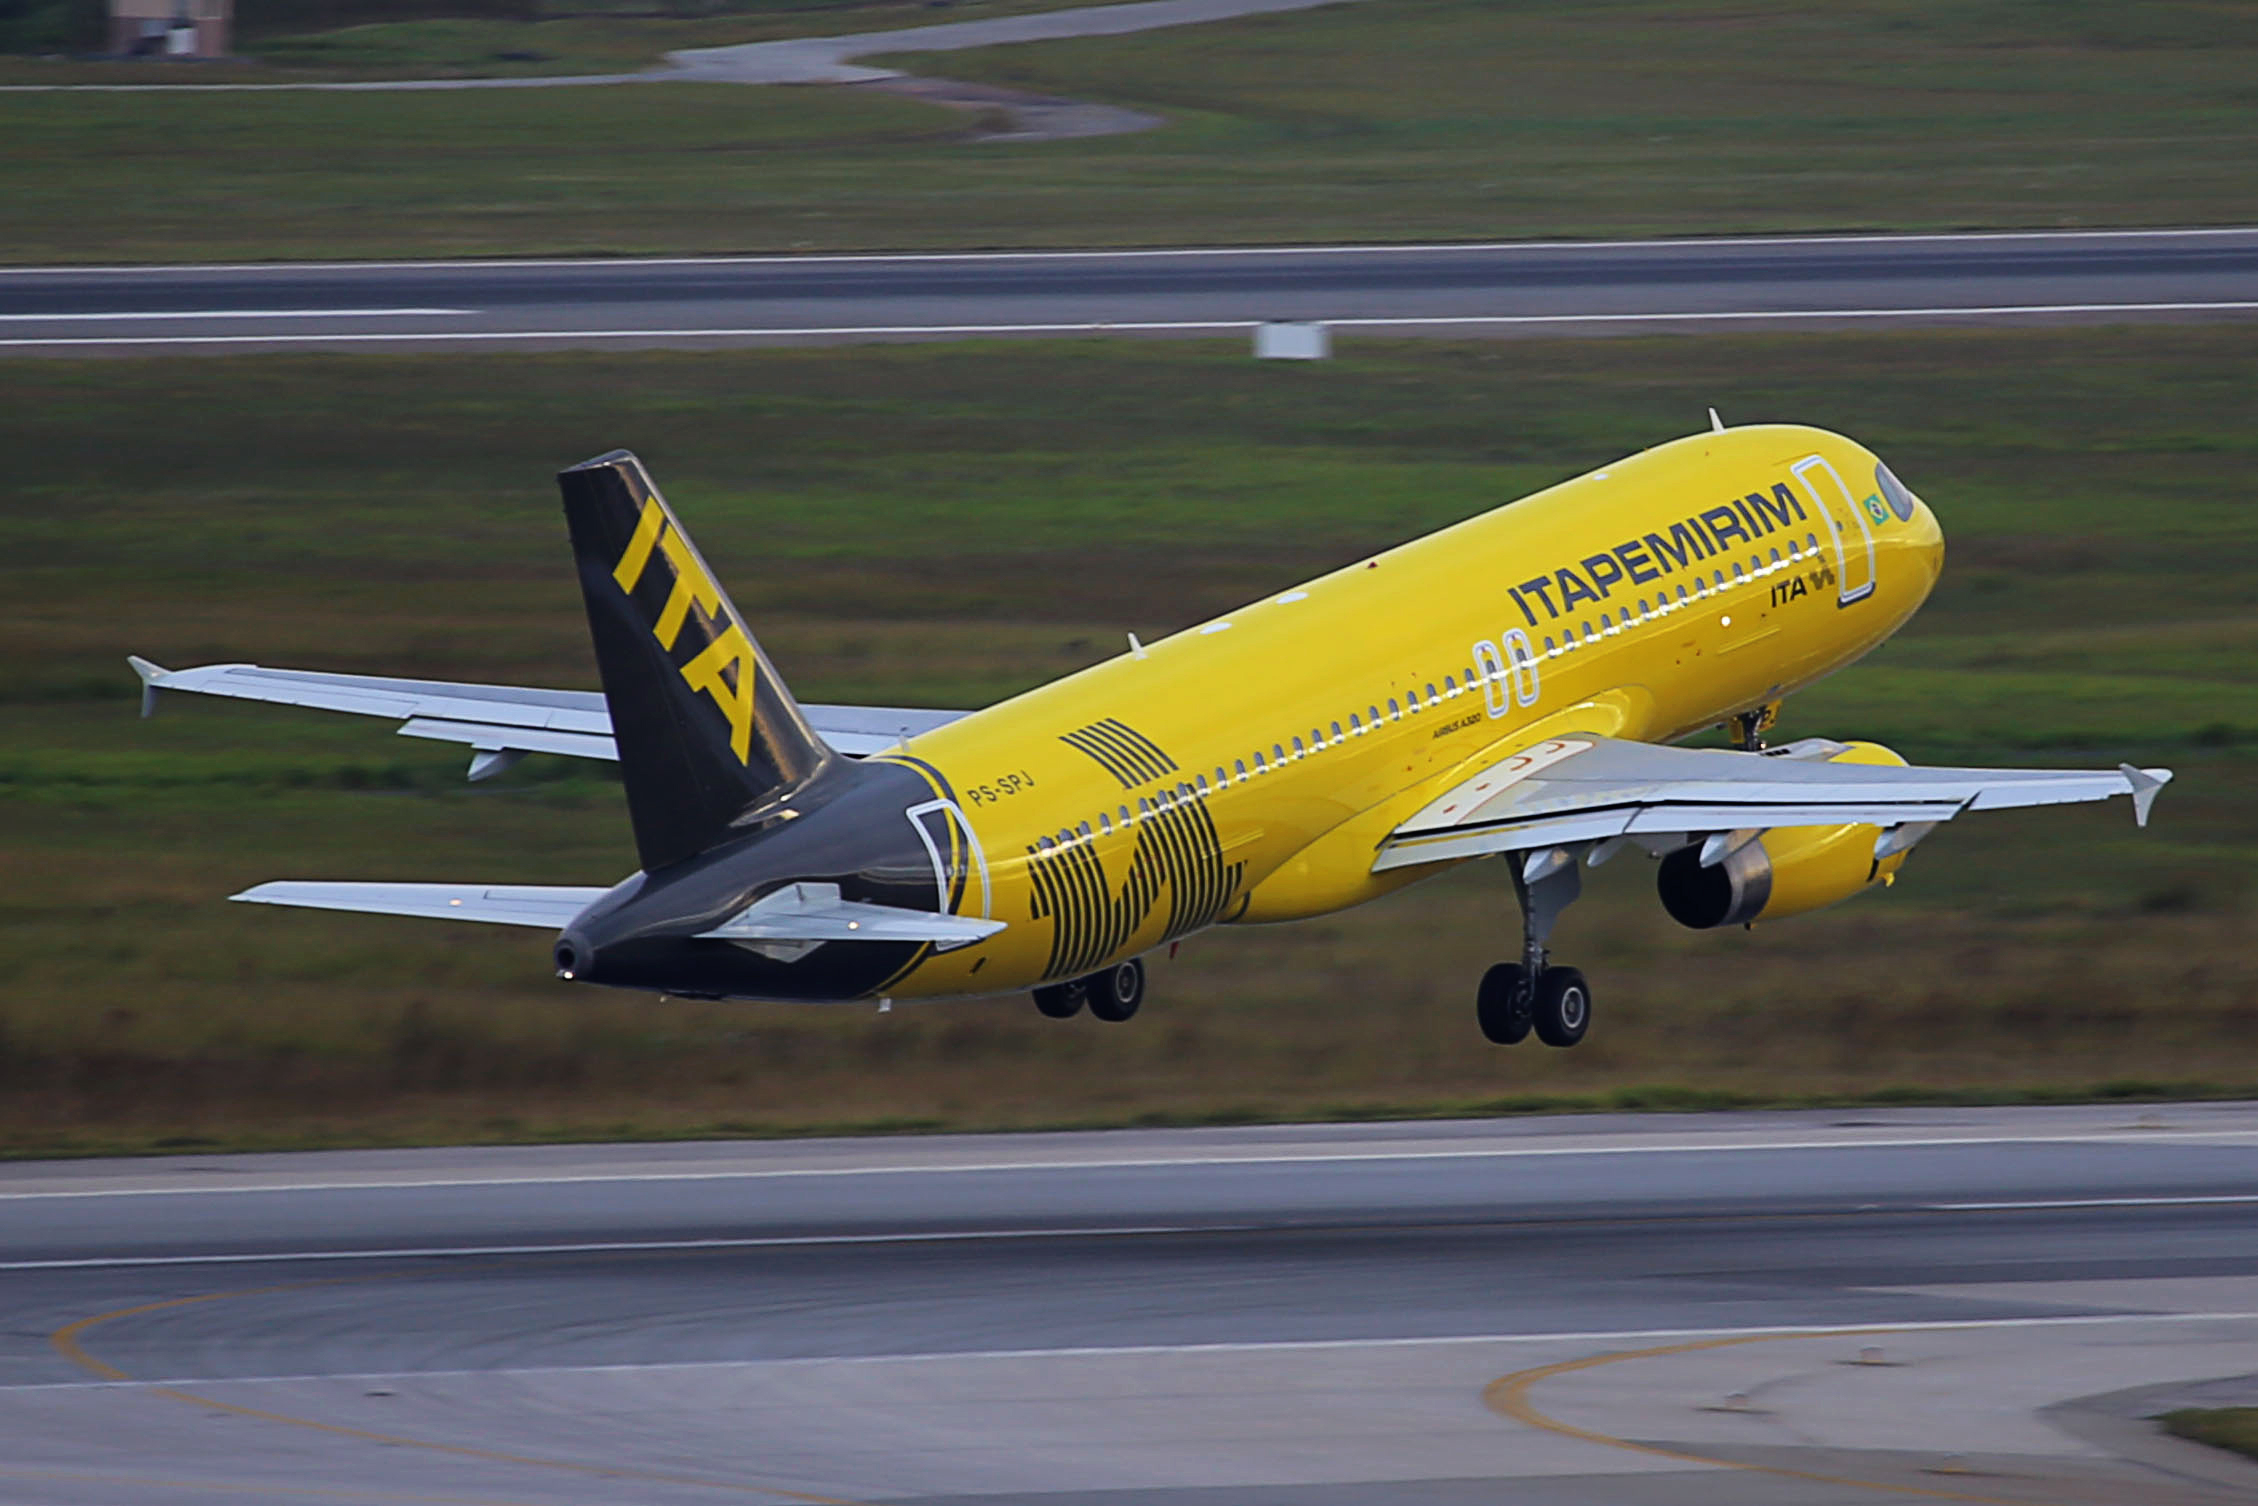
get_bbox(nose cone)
[1875,457,1944,588]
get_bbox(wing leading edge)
[129,658,967,772]
[1376,735,2171,873]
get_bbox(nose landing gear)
[1477,847,1593,1048]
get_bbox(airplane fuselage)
[561,424,1945,1003]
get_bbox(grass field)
[2,323,2253,1155]
[0,0,1121,83]
[5,0,2256,262]
[2162,1408,2258,1464]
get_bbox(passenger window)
[1292,736,1306,757]
[1348,712,1362,735]
[1330,721,1343,743]
[1580,620,1594,641]
[1077,821,1092,840]
[1389,697,1402,718]
[1732,563,1745,580]
[1676,584,1688,602]
[1251,752,1266,773]
[1808,532,1821,551]
[1273,743,1287,764]
[1235,758,1249,779]
[1425,683,1438,703]
[1543,635,1556,655]
[1196,775,1209,795]
[1443,674,1456,694]
[1368,705,1381,724]
[1137,798,1150,818]
[1404,690,1420,713]
[1098,811,1112,835]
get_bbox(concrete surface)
[3,1103,2257,1503]
[4,226,2256,352]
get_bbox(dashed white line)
[8,1310,2257,1392]
[2,225,2251,276]
[4,1127,2254,1199]
[4,300,2252,348]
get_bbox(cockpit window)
[1876,462,1918,522]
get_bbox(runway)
[5,227,2258,352]
[5,1105,2258,1504]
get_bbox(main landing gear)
[1032,958,1145,1023]
[1477,847,1592,1048]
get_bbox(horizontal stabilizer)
[698,881,1005,946]
[232,881,609,929]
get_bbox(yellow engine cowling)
[1656,741,1914,929]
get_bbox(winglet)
[2120,765,2173,828]
[127,655,167,718]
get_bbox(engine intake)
[1656,741,1917,929]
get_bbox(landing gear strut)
[1477,847,1591,1048]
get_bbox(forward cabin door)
[1792,454,1877,606]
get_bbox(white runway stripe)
[5,1126,2255,1199]
[4,300,2252,347]
[0,308,469,322]
[3,225,2252,276]
[8,1309,2257,1393]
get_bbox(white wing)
[129,657,967,773]
[1375,735,2172,873]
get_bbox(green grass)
[2161,1409,2258,1464]
[0,0,1131,82]
[4,0,2257,262]
[2,324,2255,1155]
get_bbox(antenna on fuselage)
[1708,407,1725,433]
[1127,632,1148,661]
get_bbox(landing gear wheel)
[1476,963,1532,1045]
[1032,979,1086,1019]
[1086,958,1145,1023]
[1532,966,1591,1048]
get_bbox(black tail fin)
[559,450,832,872]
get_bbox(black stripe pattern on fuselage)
[1028,728,1240,982]
[1060,718,1178,787]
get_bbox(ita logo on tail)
[611,495,759,763]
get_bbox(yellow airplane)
[132,423,2171,1046]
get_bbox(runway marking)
[5,224,2253,275]
[15,1309,2258,1394]
[7,1125,2256,1199]
[0,1221,1216,1270]
[53,1283,871,1504]
[1928,1193,2258,1211]
[4,300,2257,348]
[0,308,469,322]
[1486,1325,2130,1505]
[10,1185,2258,1270]
[0,1458,559,1504]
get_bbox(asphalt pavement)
[5,227,2256,352]
[5,1103,2258,1504]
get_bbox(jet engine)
[1656,742,1919,929]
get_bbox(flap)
[130,657,967,765]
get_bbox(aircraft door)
[1792,455,1877,606]
[905,799,992,948]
